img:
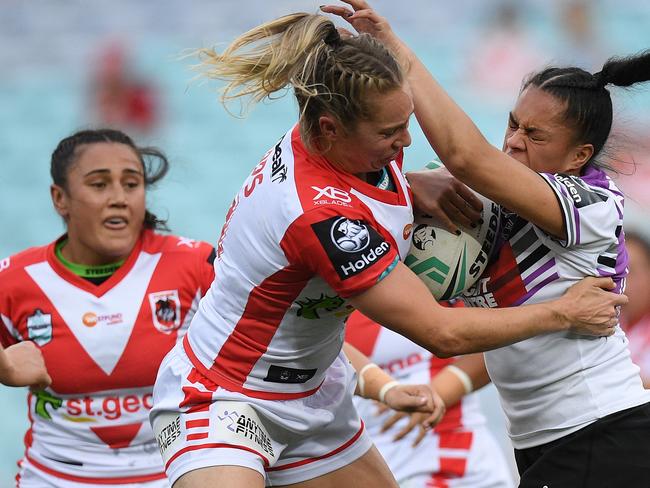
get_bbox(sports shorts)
[150,344,373,486]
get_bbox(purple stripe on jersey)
[597,268,626,294]
[573,205,581,245]
[514,272,560,306]
[616,233,629,276]
[582,165,609,186]
[523,256,556,286]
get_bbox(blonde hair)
[195,13,403,150]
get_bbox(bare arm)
[323,1,566,239]
[348,262,625,358]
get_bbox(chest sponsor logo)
[149,290,181,334]
[270,136,287,183]
[0,256,9,272]
[312,217,391,280]
[81,312,123,327]
[35,390,153,422]
[312,186,352,207]
[462,277,498,308]
[296,293,353,319]
[27,309,52,346]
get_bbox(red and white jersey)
[345,311,515,487]
[0,230,215,484]
[460,166,650,448]
[623,314,650,382]
[185,125,414,400]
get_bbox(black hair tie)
[324,26,341,48]
[592,70,608,89]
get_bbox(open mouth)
[103,217,128,230]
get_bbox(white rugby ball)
[404,164,501,301]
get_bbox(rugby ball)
[404,162,500,300]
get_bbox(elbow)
[424,329,467,359]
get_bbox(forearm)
[430,302,568,357]
[343,342,398,401]
[0,346,14,382]
[432,354,490,408]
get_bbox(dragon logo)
[296,294,351,320]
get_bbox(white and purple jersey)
[461,166,650,449]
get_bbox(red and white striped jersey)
[184,125,414,400]
[0,230,215,484]
[345,310,486,433]
[345,311,506,486]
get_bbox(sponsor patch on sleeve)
[311,217,391,280]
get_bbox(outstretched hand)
[382,383,445,431]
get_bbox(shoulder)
[0,243,49,284]
[141,230,214,260]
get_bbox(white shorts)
[16,458,170,488]
[150,344,373,486]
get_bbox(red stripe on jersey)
[438,431,473,450]
[209,265,307,387]
[265,421,364,472]
[487,242,527,307]
[183,337,322,400]
[90,423,142,449]
[186,432,209,441]
[23,453,167,484]
[186,419,210,429]
[439,456,468,477]
[344,312,382,357]
[426,475,450,488]
[166,443,271,470]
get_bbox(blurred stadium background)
[1,0,648,485]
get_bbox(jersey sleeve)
[280,207,400,299]
[540,172,622,250]
[0,269,20,347]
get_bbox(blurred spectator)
[90,41,160,134]
[622,231,650,387]
[554,0,605,71]
[464,2,545,100]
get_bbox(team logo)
[412,224,436,251]
[331,218,370,252]
[295,293,352,319]
[311,216,391,280]
[403,223,413,240]
[27,309,52,346]
[149,290,181,334]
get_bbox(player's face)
[51,142,146,265]
[502,86,591,175]
[334,84,414,175]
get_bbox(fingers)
[612,293,628,306]
[393,416,419,442]
[380,411,406,433]
[586,276,616,290]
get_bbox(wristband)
[446,365,473,394]
[378,380,400,403]
[357,363,380,397]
